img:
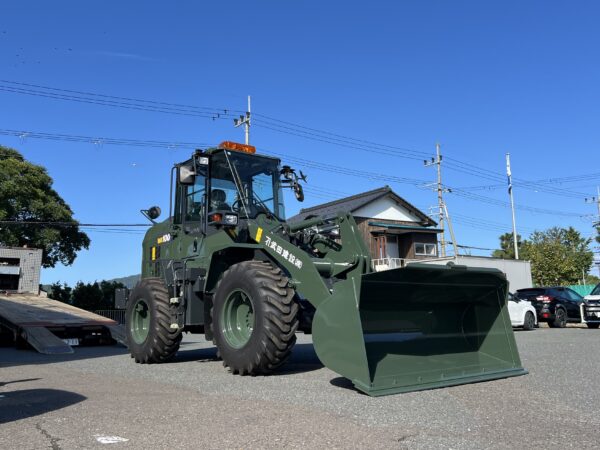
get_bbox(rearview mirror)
[178,164,195,185]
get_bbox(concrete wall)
[0,247,43,294]
[410,256,533,292]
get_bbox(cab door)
[180,168,208,258]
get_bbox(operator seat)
[210,189,231,211]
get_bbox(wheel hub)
[130,298,150,344]
[221,289,255,349]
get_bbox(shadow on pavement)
[0,345,129,368]
[174,342,324,375]
[0,378,42,387]
[329,377,364,395]
[0,388,86,424]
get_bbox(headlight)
[224,214,238,225]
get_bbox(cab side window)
[185,173,207,222]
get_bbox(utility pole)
[424,143,457,257]
[233,95,251,145]
[506,153,519,260]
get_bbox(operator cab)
[166,141,305,233]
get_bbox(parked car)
[507,293,537,330]
[515,287,583,328]
[582,283,600,329]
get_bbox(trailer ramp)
[0,294,127,354]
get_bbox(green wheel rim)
[131,298,150,344]
[221,289,255,349]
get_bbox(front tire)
[212,261,299,375]
[126,278,182,363]
[586,323,600,329]
[523,311,536,331]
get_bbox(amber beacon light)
[219,141,256,154]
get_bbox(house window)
[415,243,437,256]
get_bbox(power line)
[1,80,592,199]
[1,127,588,219]
[0,221,150,227]
[0,129,212,149]
[457,244,496,251]
[253,114,590,198]
[0,79,241,115]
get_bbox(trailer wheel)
[586,323,600,329]
[126,278,182,363]
[551,308,567,328]
[212,260,299,375]
[523,311,536,331]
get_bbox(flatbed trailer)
[0,293,127,354]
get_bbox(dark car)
[515,287,583,328]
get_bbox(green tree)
[0,145,90,267]
[99,280,125,309]
[492,232,522,259]
[586,274,600,285]
[71,281,105,311]
[48,281,72,304]
[521,226,593,286]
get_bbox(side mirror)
[147,206,161,220]
[294,183,304,202]
[178,164,195,185]
[280,165,307,202]
[141,206,161,223]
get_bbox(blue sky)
[1,1,599,285]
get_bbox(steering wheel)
[231,198,245,212]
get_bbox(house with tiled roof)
[289,186,441,269]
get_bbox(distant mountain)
[108,274,141,289]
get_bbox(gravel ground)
[1,327,599,449]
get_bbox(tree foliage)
[0,145,90,267]
[492,232,522,259]
[48,279,125,311]
[520,227,593,286]
[49,282,72,304]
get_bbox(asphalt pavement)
[1,327,599,449]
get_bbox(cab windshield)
[210,151,285,220]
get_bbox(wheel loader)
[126,141,526,396]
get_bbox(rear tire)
[586,323,600,329]
[552,308,567,328]
[523,311,535,331]
[126,278,182,363]
[212,260,299,375]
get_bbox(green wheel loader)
[126,141,526,396]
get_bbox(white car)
[508,293,537,330]
[582,283,600,329]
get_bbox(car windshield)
[590,284,600,296]
[210,151,285,220]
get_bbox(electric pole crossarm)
[233,95,251,145]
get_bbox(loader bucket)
[311,263,527,396]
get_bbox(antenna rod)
[506,153,519,259]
